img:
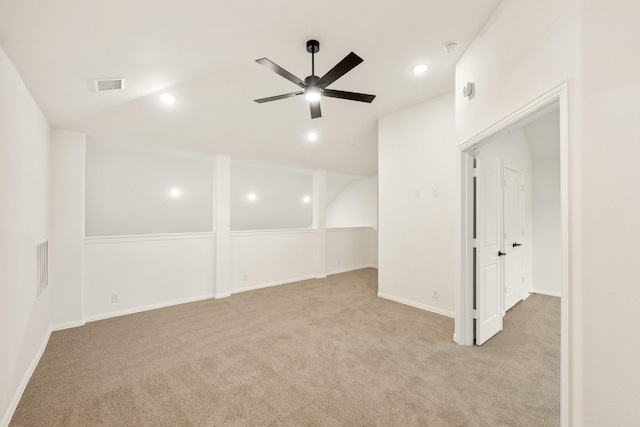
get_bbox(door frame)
[455,81,570,426]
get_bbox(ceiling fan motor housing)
[305,75,320,86]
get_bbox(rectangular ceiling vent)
[94,77,125,92]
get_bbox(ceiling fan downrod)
[306,39,320,78]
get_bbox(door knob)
[498,251,507,257]
[512,242,522,247]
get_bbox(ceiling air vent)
[94,77,125,92]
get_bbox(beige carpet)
[11,269,560,426]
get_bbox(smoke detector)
[443,42,459,53]
[94,77,125,92]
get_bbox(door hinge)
[473,238,478,248]
[472,309,477,319]
[472,167,478,177]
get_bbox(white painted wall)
[326,175,378,229]
[326,174,358,206]
[313,170,327,278]
[378,92,457,317]
[85,139,214,237]
[478,114,563,298]
[0,45,51,426]
[477,128,534,296]
[74,143,376,325]
[455,1,583,423]
[50,130,85,327]
[81,225,374,317]
[524,111,562,296]
[230,230,317,293]
[214,154,231,298]
[327,228,377,274]
[580,1,640,423]
[531,155,561,296]
[455,0,581,143]
[83,234,215,320]
[231,159,313,231]
[455,0,640,422]
[369,228,378,268]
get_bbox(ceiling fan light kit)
[254,39,376,119]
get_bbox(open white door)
[475,152,504,345]
[504,168,524,312]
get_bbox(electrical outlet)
[111,292,120,303]
[432,187,439,197]
[432,289,439,299]
[415,189,421,198]
[243,274,248,282]
[337,259,341,266]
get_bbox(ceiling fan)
[253,40,376,119]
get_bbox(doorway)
[472,107,561,344]
[455,82,570,425]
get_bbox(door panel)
[504,168,524,312]
[475,153,503,345]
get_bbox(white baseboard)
[532,289,561,298]
[231,274,317,294]
[50,319,85,331]
[1,327,52,427]
[83,293,214,323]
[327,265,373,275]
[214,292,231,299]
[377,292,455,318]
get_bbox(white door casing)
[475,152,504,345]
[504,168,525,312]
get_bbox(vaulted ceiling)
[0,0,501,175]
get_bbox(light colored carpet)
[11,269,560,426]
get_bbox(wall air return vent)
[94,77,125,92]
[36,240,48,297]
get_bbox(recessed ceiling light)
[302,196,311,204]
[160,93,176,105]
[307,132,318,142]
[247,193,257,202]
[412,64,430,74]
[169,187,182,198]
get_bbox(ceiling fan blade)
[254,91,303,103]
[322,89,376,103]
[316,52,363,89]
[310,101,322,119]
[256,58,305,88]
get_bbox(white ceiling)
[0,0,501,175]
